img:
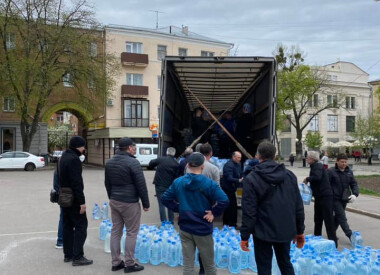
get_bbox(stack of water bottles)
[209,157,229,175]
[288,233,380,275]
[298,183,312,205]
[98,221,257,274]
[92,202,109,220]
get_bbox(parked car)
[50,150,63,163]
[135,144,158,167]
[0,151,45,171]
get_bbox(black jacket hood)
[254,160,286,185]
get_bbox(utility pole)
[149,10,166,29]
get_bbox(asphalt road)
[0,167,379,275]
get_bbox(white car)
[0,151,45,171]
[135,144,158,167]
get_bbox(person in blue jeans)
[53,167,63,248]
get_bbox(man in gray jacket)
[105,138,150,273]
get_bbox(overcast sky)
[90,0,380,81]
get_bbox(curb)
[345,206,380,220]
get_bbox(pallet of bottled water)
[289,233,380,275]
[99,222,258,274]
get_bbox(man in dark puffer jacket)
[240,142,305,275]
[105,138,150,273]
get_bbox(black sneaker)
[64,257,73,263]
[124,263,144,273]
[72,256,93,266]
[112,261,125,271]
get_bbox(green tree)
[274,44,342,159]
[304,131,323,150]
[0,0,117,152]
[352,114,380,165]
[48,124,71,150]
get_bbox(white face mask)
[79,155,85,162]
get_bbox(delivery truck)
[158,56,277,159]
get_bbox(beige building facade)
[369,78,380,115]
[87,25,233,165]
[278,61,372,157]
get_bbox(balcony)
[121,85,149,97]
[121,52,149,67]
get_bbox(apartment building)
[86,25,233,165]
[279,61,372,157]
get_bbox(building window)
[327,74,337,81]
[123,99,149,127]
[3,96,15,112]
[201,51,214,57]
[126,74,143,86]
[6,33,15,49]
[139,147,152,155]
[88,42,97,57]
[157,45,167,60]
[307,115,319,131]
[126,42,142,54]
[283,115,291,132]
[327,95,338,107]
[56,112,64,123]
[327,115,338,132]
[346,116,355,132]
[345,97,355,109]
[157,76,161,90]
[178,48,187,56]
[308,94,319,107]
[63,73,74,87]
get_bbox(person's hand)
[348,195,357,203]
[303,178,307,184]
[203,210,214,223]
[292,234,305,249]
[143,208,149,212]
[240,240,249,252]
[239,178,243,182]
[79,204,86,214]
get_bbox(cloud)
[90,0,380,80]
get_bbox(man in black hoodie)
[240,142,305,275]
[59,136,92,266]
[304,151,337,247]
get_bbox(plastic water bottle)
[248,245,257,272]
[297,255,308,275]
[150,240,162,265]
[216,242,228,268]
[92,203,100,219]
[299,183,312,205]
[168,241,179,267]
[134,234,142,259]
[311,258,322,275]
[102,202,109,219]
[194,247,199,267]
[138,239,150,264]
[240,249,249,269]
[228,247,241,274]
[292,259,301,275]
[351,231,363,248]
[99,220,107,240]
[358,261,370,275]
[345,258,357,274]
[104,228,111,253]
[324,261,336,275]
[334,258,345,275]
[272,255,280,275]
[120,228,126,255]
[372,261,380,275]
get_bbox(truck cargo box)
[159,56,276,158]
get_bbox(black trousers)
[333,200,352,238]
[222,190,237,227]
[62,205,88,260]
[254,238,294,275]
[314,196,337,246]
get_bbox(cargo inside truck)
[159,56,276,158]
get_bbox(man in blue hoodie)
[240,142,305,275]
[162,152,229,275]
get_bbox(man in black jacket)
[304,151,337,247]
[105,138,150,273]
[148,147,179,223]
[59,136,92,266]
[328,153,359,243]
[221,151,242,228]
[240,142,305,275]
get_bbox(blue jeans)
[57,207,63,245]
[156,191,173,222]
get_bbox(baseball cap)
[187,152,205,167]
[118,138,135,149]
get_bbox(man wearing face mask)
[59,136,92,266]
